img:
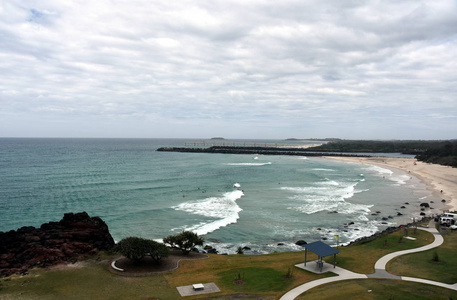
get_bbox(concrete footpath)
[280,221,457,300]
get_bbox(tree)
[116,237,169,263]
[116,237,148,262]
[163,231,204,255]
[148,240,169,264]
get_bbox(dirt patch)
[48,261,86,271]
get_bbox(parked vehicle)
[439,213,457,226]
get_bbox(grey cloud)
[0,0,456,139]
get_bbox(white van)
[439,213,457,226]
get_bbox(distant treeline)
[415,141,457,167]
[309,140,457,167]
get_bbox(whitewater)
[0,138,445,254]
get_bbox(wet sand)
[326,156,457,212]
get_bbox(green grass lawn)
[388,228,457,283]
[0,251,330,300]
[0,258,179,300]
[218,267,291,293]
[295,279,457,300]
[164,251,332,299]
[325,228,434,274]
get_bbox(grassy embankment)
[1,225,456,299]
[0,251,330,300]
[301,226,457,300]
[296,279,457,300]
[388,226,457,284]
[326,227,433,274]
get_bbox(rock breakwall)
[157,146,369,157]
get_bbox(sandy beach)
[326,156,457,212]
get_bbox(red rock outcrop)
[0,212,115,277]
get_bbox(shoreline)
[325,156,457,212]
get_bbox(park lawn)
[0,257,179,300]
[295,278,457,300]
[0,251,331,300]
[164,251,334,299]
[387,228,457,284]
[325,228,434,274]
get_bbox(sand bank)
[325,156,457,212]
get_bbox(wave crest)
[225,162,272,166]
[173,190,244,235]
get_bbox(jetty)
[182,141,322,148]
[157,145,369,157]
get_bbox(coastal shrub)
[163,231,204,255]
[148,240,169,264]
[115,237,169,263]
[235,271,244,282]
[285,267,294,279]
[432,251,440,263]
[116,237,147,262]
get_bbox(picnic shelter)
[302,241,340,272]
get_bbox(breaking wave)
[173,190,244,235]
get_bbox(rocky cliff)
[0,212,115,277]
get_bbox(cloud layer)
[1,0,456,139]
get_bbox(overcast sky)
[1,1,456,140]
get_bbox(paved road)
[280,221,456,300]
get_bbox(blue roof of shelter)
[302,241,340,257]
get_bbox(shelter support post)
[304,249,307,266]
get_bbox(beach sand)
[326,156,457,212]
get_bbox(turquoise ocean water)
[0,138,443,254]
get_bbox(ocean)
[0,138,443,254]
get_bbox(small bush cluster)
[116,231,204,263]
[163,231,204,255]
[115,237,169,263]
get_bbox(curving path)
[280,221,456,300]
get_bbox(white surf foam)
[282,180,374,217]
[339,222,380,244]
[173,190,244,235]
[390,174,411,185]
[318,179,340,186]
[312,168,335,172]
[283,182,362,215]
[225,162,272,166]
[365,165,411,186]
[366,165,393,176]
